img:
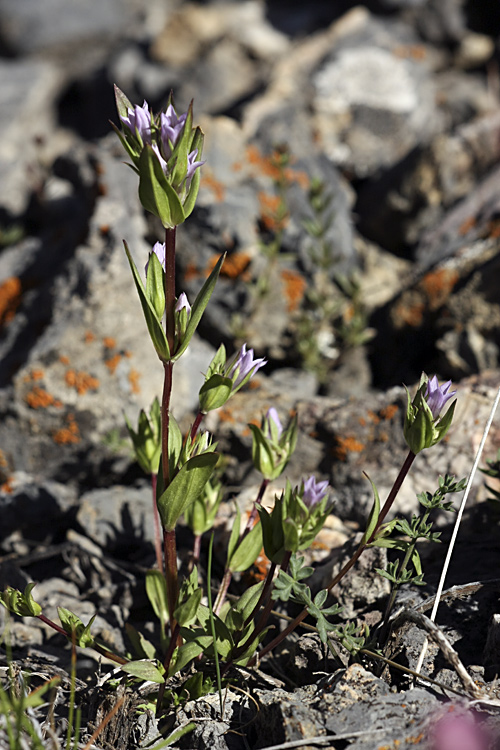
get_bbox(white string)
[414,384,500,679]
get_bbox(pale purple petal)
[266,407,283,440]
[145,241,166,276]
[160,106,187,157]
[175,292,191,314]
[152,143,168,174]
[120,101,151,144]
[425,376,456,419]
[302,476,329,509]
[229,344,267,388]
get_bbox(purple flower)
[425,376,456,419]
[229,344,267,388]
[265,407,283,440]
[145,241,166,277]
[431,715,488,750]
[175,292,191,314]
[160,105,187,157]
[120,100,151,144]
[185,149,205,185]
[302,476,329,509]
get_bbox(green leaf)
[0,583,43,618]
[57,608,96,647]
[145,570,169,627]
[174,588,202,628]
[228,521,263,573]
[149,722,196,749]
[226,506,242,564]
[157,453,219,532]
[198,374,233,412]
[168,641,205,678]
[121,660,165,684]
[24,677,62,708]
[360,473,381,545]
[174,253,226,360]
[123,241,170,361]
[125,623,157,660]
[168,413,183,479]
[233,581,264,622]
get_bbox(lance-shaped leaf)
[138,146,185,228]
[228,520,263,573]
[121,659,165,684]
[124,241,170,361]
[174,253,225,360]
[145,570,170,626]
[114,84,134,120]
[360,473,381,545]
[58,608,96,648]
[157,453,219,532]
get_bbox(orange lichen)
[458,216,476,235]
[105,354,122,374]
[258,191,288,232]
[393,44,426,60]
[0,478,13,493]
[333,436,365,462]
[248,378,262,390]
[245,145,309,190]
[280,269,306,312]
[218,407,235,424]
[31,369,45,381]
[84,331,95,344]
[53,414,80,445]
[128,368,141,394]
[25,387,62,410]
[0,277,22,327]
[487,219,500,239]
[379,404,399,420]
[201,171,225,202]
[394,299,425,328]
[421,268,459,309]
[366,409,381,425]
[59,355,70,366]
[184,262,200,282]
[205,252,252,280]
[64,369,99,395]
[103,337,116,349]
[245,549,271,584]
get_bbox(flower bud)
[404,373,456,454]
[249,408,298,480]
[125,397,161,474]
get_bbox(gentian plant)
[1,87,463,725]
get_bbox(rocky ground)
[1,0,500,747]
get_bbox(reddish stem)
[37,615,128,665]
[151,473,164,574]
[190,410,204,441]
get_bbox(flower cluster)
[114,86,204,227]
[250,407,298,480]
[198,344,267,413]
[404,373,457,454]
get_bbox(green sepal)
[283,517,300,553]
[258,499,286,565]
[360,473,381,545]
[157,453,219,532]
[57,608,96,648]
[121,659,165,684]
[434,400,456,443]
[146,250,166,321]
[183,163,202,219]
[228,520,263,573]
[114,84,134,120]
[123,241,170,361]
[138,145,185,228]
[174,253,225,360]
[169,103,192,189]
[0,583,42,618]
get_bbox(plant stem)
[161,226,179,629]
[156,621,181,716]
[214,479,269,615]
[190,410,204,441]
[37,615,128,665]
[252,450,416,664]
[151,473,164,574]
